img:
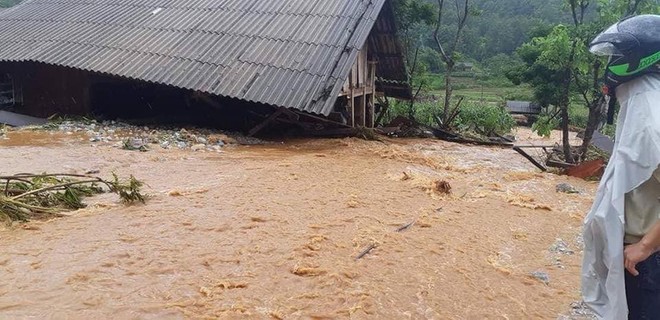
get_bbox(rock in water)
[556,183,579,194]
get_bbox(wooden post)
[361,94,366,127]
[369,61,376,128]
[349,89,355,127]
[369,94,375,128]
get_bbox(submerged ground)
[0,126,596,319]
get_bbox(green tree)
[391,0,437,119]
[432,0,474,127]
[507,0,658,163]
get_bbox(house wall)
[0,62,90,117]
[338,42,376,128]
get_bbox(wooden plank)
[513,147,547,172]
[351,58,357,88]
[349,89,355,127]
[547,159,576,169]
[341,76,350,95]
[374,127,400,134]
[369,62,376,128]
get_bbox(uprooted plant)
[0,173,145,223]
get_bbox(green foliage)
[482,53,521,78]
[392,0,437,29]
[596,0,660,22]
[454,0,569,61]
[0,173,145,223]
[568,104,589,127]
[428,74,445,91]
[418,47,446,73]
[506,24,580,108]
[454,102,516,135]
[502,88,535,101]
[384,98,515,136]
[109,173,145,204]
[531,114,561,137]
[601,123,616,139]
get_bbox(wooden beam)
[513,147,547,172]
[295,111,352,128]
[248,107,286,137]
[191,92,223,110]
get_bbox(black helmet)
[589,14,660,88]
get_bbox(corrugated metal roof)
[0,0,406,115]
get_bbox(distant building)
[455,62,474,72]
[505,101,542,115]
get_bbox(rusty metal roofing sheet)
[0,0,401,115]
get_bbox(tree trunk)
[561,105,572,163]
[579,96,604,161]
[560,69,573,163]
[443,64,454,126]
[561,41,579,163]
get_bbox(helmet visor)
[589,23,625,56]
[589,42,624,56]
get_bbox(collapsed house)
[0,0,411,131]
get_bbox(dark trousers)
[626,251,660,320]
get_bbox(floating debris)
[395,220,416,232]
[355,243,377,260]
[556,183,579,194]
[550,238,575,255]
[434,180,452,194]
[530,271,550,285]
[557,301,597,320]
[30,119,269,152]
[0,173,145,223]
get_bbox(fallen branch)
[0,173,145,223]
[355,244,377,260]
[396,220,416,232]
[12,179,104,201]
[513,147,547,172]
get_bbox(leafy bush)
[601,124,616,140]
[452,83,469,90]
[568,104,589,128]
[531,114,560,137]
[503,88,535,101]
[454,102,516,135]
[382,99,438,126]
[423,74,445,91]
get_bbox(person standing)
[582,14,660,320]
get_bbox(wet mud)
[0,128,596,319]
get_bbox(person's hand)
[624,242,655,276]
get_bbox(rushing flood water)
[0,128,596,319]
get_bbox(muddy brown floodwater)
[0,128,597,319]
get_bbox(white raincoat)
[582,73,660,319]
